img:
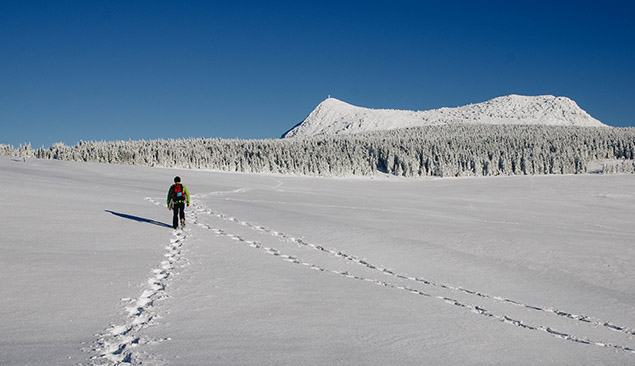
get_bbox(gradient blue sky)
[1,1,634,148]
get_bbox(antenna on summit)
[328,94,331,98]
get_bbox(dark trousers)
[172,202,185,229]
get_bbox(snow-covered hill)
[283,95,606,138]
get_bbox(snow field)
[1,156,634,365]
[155,199,635,357]
[145,174,635,365]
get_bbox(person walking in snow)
[167,176,190,229]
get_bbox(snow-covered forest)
[3,125,635,177]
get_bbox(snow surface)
[283,95,606,138]
[1,156,634,365]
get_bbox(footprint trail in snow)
[187,193,635,356]
[90,192,635,365]
[87,198,197,365]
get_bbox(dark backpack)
[172,183,186,202]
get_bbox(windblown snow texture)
[283,95,606,138]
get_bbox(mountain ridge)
[282,95,606,138]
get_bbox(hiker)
[167,176,190,229]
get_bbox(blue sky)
[1,1,634,148]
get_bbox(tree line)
[3,125,635,177]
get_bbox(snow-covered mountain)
[283,95,606,138]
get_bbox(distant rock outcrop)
[283,95,606,138]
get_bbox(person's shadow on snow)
[105,210,172,228]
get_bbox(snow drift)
[283,95,606,138]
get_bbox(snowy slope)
[2,156,635,365]
[283,95,606,138]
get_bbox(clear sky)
[1,1,634,148]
